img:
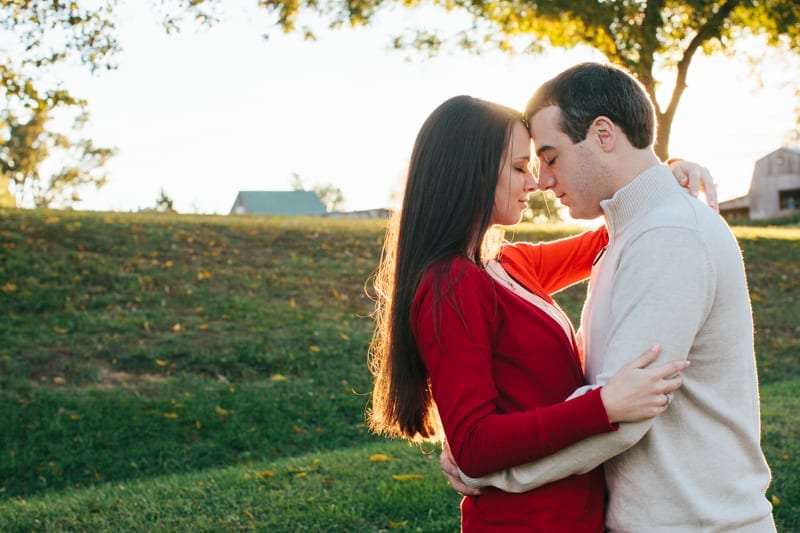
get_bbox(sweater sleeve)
[413,260,614,477]
[459,227,714,491]
[500,226,608,297]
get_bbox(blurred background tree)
[290,172,346,212]
[3,1,799,208]
[313,183,347,212]
[379,0,800,160]
[0,98,115,208]
[0,0,216,208]
[154,188,177,213]
[525,191,563,223]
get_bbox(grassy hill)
[0,209,797,531]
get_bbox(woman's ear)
[591,116,616,152]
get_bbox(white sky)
[40,3,799,214]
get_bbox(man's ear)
[591,116,616,152]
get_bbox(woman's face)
[490,122,537,226]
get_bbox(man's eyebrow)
[535,145,554,157]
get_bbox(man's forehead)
[528,106,561,134]
[528,106,564,153]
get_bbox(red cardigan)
[411,227,611,532]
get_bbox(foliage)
[153,188,177,213]
[0,0,220,208]
[236,0,799,160]
[0,210,797,530]
[290,171,346,212]
[724,211,800,227]
[387,0,800,159]
[313,183,346,212]
[0,103,115,208]
[7,3,798,208]
[524,190,562,222]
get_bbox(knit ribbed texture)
[462,164,775,532]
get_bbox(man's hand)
[440,440,481,496]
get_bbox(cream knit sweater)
[461,165,775,532]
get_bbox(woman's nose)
[525,169,538,192]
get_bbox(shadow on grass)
[0,441,461,532]
[0,374,381,500]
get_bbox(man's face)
[529,106,607,220]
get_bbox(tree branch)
[665,0,740,120]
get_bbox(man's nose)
[538,166,555,190]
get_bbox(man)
[442,63,775,531]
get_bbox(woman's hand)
[601,344,690,424]
[439,440,481,496]
[669,159,719,212]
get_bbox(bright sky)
[45,3,798,214]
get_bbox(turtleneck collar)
[600,163,679,236]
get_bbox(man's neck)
[608,148,661,192]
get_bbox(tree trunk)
[655,111,673,161]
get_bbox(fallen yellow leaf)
[369,454,392,462]
[155,359,168,366]
[215,406,230,416]
[261,470,275,477]
[289,298,296,308]
[392,474,424,481]
[270,374,287,381]
[309,345,321,352]
[53,327,68,334]
[172,323,184,333]
[197,270,213,280]
[772,495,781,505]
[389,520,409,529]
[1,283,16,292]
[53,377,66,385]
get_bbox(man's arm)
[456,227,714,492]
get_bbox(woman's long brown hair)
[368,96,524,442]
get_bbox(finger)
[674,167,689,186]
[687,167,701,197]
[661,374,684,394]
[627,344,661,370]
[444,472,481,496]
[705,178,719,212]
[653,359,690,379]
[442,468,461,485]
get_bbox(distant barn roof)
[230,190,326,216]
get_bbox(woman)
[368,95,691,531]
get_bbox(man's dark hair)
[525,62,657,148]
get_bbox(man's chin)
[567,205,602,221]
[567,207,587,220]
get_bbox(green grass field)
[0,209,798,531]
